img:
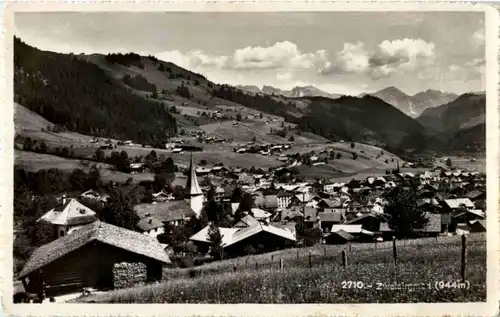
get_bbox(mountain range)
[14,37,485,155]
[359,86,459,118]
[237,85,342,99]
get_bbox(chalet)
[379,213,442,239]
[38,198,98,238]
[327,224,374,243]
[189,220,296,257]
[18,221,171,298]
[134,200,196,227]
[325,230,355,244]
[278,206,304,221]
[152,191,174,203]
[468,219,487,233]
[250,208,272,221]
[263,195,278,211]
[344,213,384,233]
[129,163,146,173]
[442,198,475,211]
[303,208,345,232]
[452,209,485,223]
[277,191,293,209]
[136,216,164,238]
[465,190,486,203]
[80,189,101,201]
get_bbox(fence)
[163,233,486,280]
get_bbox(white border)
[1,2,499,316]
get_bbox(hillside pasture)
[76,234,486,303]
[14,150,156,184]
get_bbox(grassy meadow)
[76,234,486,303]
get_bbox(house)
[129,163,146,173]
[80,190,101,201]
[233,214,261,228]
[37,198,98,238]
[263,195,278,211]
[136,216,165,238]
[18,221,171,298]
[134,200,196,227]
[278,206,304,221]
[327,224,374,243]
[250,208,272,221]
[452,209,485,223]
[379,213,442,239]
[277,191,293,209]
[189,221,296,257]
[442,198,475,211]
[344,213,384,233]
[468,219,487,233]
[325,230,355,244]
[152,190,174,203]
[303,207,344,232]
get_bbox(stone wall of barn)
[112,262,147,289]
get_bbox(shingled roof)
[37,198,98,226]
[19,221,171,278]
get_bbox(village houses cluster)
[17,153,486,300]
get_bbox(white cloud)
[320,38,436,80]
[157,41,328,73]
[472,27,485,47]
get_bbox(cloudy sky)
[14,12,485,95]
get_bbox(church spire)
[186,153,202,196]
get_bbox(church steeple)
[185,154,204,217]
[186,154,202,196]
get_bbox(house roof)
[19,221,171,278]
[190,222,296,247]
[465,190,485,200]
[134,201,196,223]
[234,214,261,228]
[329,229,354,241]
[250,208,271,219]
[37,199,98,226]
[317,211,343,223]
[136,217,164,232]
[444,198,475,209]
[331,224,363,234]
[452,209,485,219]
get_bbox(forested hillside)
[14,37,177,145]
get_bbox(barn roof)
[19,221,171,278]
[37,198,98,226]
[134,201,196,223]
[329,229,354,241]
[136,216,164,231]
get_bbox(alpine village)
[13,37,487,304]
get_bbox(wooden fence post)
[349,243,352,252]
[461,234,467,281]
[392,236,397,266]
[280,258,284,271]
[271,255,274,262]
[324,246,327,256]
[255,261,258,270]
[308,251,312,268]
[342,250,347,269]
[296,249,299,260]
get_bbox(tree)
[230,187,243,202]
[336,152,342,159]
[350,142,355,149]
[86,165,102,190]
[94,149,105,162]
[352,152,358,160]
[384,187,429,238]
[153,174,167,192]
[38,141,48,153]
[69,168,88,191]
[239,193,254,212]
[288,135,295,142]
[100,187,139,230]
[236,113,242,121]
[207,223,224,260]
[446,158,453,167]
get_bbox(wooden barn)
[18,221,171,297]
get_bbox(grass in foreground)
[77,234,486,303]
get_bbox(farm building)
[37,198,98,238]
[18,221,171,298]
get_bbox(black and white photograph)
[2,2,499,316]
